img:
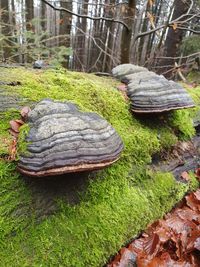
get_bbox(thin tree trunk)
[159,0,188,78]
[59,0,72,68]
[120,0,136,63]
[0,0,11,61]
[25,0,34,31]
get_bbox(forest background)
[0,0,200,79]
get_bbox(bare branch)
[135,0,199,41]
[74,25,118,67]
[176,27,200,34]
[56,0,127,8]
[41,0,129,31]
[175,62,186,82]
[155,52,200,60]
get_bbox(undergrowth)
[0,67,199,266]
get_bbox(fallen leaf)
[117,84,127,92]
[143,233,160,256]
[8,139,17,161]
[10,119,24,133]
[195,168,200,180]
[172,22,178,30]
[9,129,19,138]
[107,190,200,267]
[181,171,190,181]
[194,237,200,251]
[20,106,31,121]
[108,248,136,267]
[175,207,200,225]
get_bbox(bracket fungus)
[112,64,147,80]
[17,99,124,177]
[112,64,195,113]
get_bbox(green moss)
[188,171,200,191]
[0,161,32,242]
[169,109,195,140]
[158,127,178,149]
[16,124,31,159]
[187,71,200,84]
[0,109,21,157]
[0,68,200,266]
[0,169,191,267]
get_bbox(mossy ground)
[0,67,199,266]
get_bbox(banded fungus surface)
[17,99,124,177]
[112,64,195,113]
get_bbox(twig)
[176,27,200,34]
[156,52,200,60]
[135,0,199,40]
[41,0,129,31]
[175,62,186,82]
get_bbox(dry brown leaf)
[174,207,200,225]
[20,106,31,121]
[148,0,154,7]
[172,22,178,30]
[108,190,200,267]
[194,237,200,251]
[195,168,200,180]
[143,233,160,256]
[117,84,127,92]
[116,84,128,101]
[181,171,191,181]
[9,129,19,138]
[108,248,136,267]
[194,190,200,201]
[9,119,24,133]
[8,139,17,161]
[186,192,200,211]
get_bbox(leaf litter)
[108,185,200,267]
[8,106,31,160]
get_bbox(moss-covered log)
[0,67,200,266]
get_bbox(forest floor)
[0,67,200,266]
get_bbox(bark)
[159,0,188,78]
[25,0,34,31]
[73,0,89,71]
[120,0,136,64]
[103,0,116,72]
[88,0,103,72]
[41,1,46,31]
[59,0,72,68]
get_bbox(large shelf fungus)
[17,99,124,177]
[112,64,195,113]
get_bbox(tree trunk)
[159,0,188,78]
[120,0,136,63]
[40,1,46,29]
[0,0,11,61]
[59,0,72,68]
[25,0,34,31]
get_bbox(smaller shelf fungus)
[112,64,147,80]
[17,99,124,177]
[112,64,195,113]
